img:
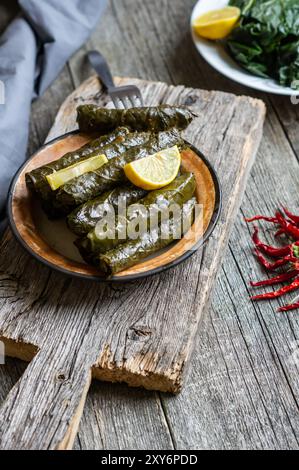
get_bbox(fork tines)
[109,85,144,109]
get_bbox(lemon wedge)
[46,153,108,190]
[193,6,240,40]
[124,146,181,190]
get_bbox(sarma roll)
[77,104,196,133]
[33,130,152,218]
[98,197,197,275]
[25,127,129,193]
[55,129,183,214]
[67,185,147,236]
[76,172,196,261]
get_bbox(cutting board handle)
[0,347,91,449]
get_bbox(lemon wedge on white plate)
[193,6,240,40]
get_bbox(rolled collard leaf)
[67,185,147,236]
[75,172,196,261]
[77,104,196,133]
[55,129,183,214]
[25,127,129,193]
[98,197,197,275]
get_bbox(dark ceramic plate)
[7,131,221,281]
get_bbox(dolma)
[67,185,147,236]
[98,197,197,275]
[35,130,152,217]
[46,153,108,190]
[77,104,196,133]
[25,127,129,193]
[76,172,196,261]
[55,129,183,214]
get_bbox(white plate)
[190,0,299,96]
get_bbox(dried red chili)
[275,211,299,240]
[252,226,292,258]
[245,215,278,223]
[246,207,299,312]
[254,248,294,271]
[274,228,285,238]
[279,302,299,312]
[250,270,298,287]
[251,278,299,300]
[283,207,299,226]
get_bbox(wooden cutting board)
[0,76,265,450]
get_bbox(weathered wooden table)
[0,0,298,450]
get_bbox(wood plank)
[0,358,27,407]
[0,3,173,448]
[75,382,174,450]
[67,0,299,450]
[269,95,299,158]
[159,99,299,450]
[1,0,297,451]
[0,76,264,449]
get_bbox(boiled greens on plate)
[26,104,198,275]
[227,0,299,89]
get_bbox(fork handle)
[87,50,115,91]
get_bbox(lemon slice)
[193,6,240,40]
[46,153,108,190]
[124,146,181,190]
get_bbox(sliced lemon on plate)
[193,6,240,40]
[124,146,181,190]
[46,153,108,190]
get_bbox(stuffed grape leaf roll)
[75,172,196,262]
[67,185,147,236]
[77,104,196,133]
[25,127,129,194]
[54,129,183,214]
[33,130,152,218]
[98,197,197,275]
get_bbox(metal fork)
[88,50,144,109]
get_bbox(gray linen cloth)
[0,0,107,234]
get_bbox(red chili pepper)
[250,270,298,287]
[247,208,299,312]
[278,302,299,312]
[275,211,299,241]
[251,277,299,300]
[245,215,278,223]
[252,226,291,258]
[274,228,286,238]
[283,207,299,226]
[254,248,294,271]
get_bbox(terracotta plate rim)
[7,131,222,282]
